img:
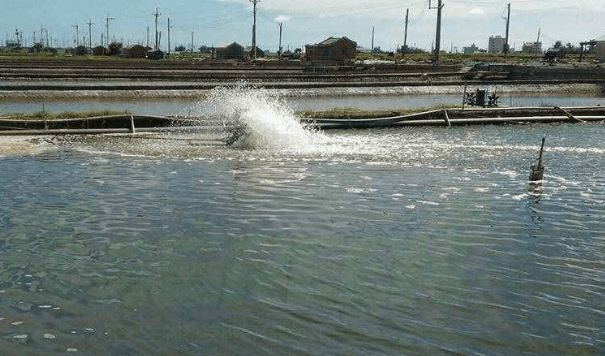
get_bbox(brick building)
[305,37,357,64]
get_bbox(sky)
[2,0,605,52]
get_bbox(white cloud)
[219,0,602,14]
[470,8,485,15]
[220,0,407,17]
[275,15,292,23]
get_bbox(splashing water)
[205,85,321,150]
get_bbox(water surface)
[1,90,604,355]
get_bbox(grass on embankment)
[296,104,462,120]
[2,107,461,122]
[1,110,132,121]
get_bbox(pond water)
[1,87,603,115]
[1,88,605,355]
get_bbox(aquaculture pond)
[1,88,604,355]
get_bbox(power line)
[403,8,409,54]
[71,23,79,47]
[429,0,444,61]
[249,0,260,59]
[278,22,283,58]
[504,3,510,55]
[86,20,94,53]
[168,17,172,55]
[106,15,114,50]
[154,7,161,50]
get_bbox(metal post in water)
[529,138,545,181]
[129,115,136,134]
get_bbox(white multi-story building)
[489,36,506,53]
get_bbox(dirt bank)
[1,60,603,101]
[0,83,599,101]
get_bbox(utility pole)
[167,17,172,56]
[191,31,194,54]
[72,24,79,47]
[86,20,94,54]
[504,3,511,55]
[429,0,444,62]
[371,26,375,52]
[106,15,114,51]
[249,0,260,60]
[154,7,161,50]
[146,26,149,48]
[278,23,283,59]
[403,8,409,55]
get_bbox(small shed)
[125,45,149,59]
[214,42,245,61]
[92,46,105,56]
[305,37,357,64]
[74,45,88,56]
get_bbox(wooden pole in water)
[529,138,545,181]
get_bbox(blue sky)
[2,0,604,52]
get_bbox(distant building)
[489,36,506,53]
[74,45,88,56]
[214,42,245,61]
[92,46,105,56]
[124,45,149,59]
[522,41,542,54]
[305,37,357,64]
[596,41,605,62]
[246,46,265,59]
[463,43,480,54]
[5,40,21,50]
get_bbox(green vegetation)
[164,52,212,61]
[297,104,462,120]
[0,49,135,62]
[2,110,130,121]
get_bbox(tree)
[175,45,186,52]
[553,40,563,49]
[198,45,213,54]
[107,42,122,56]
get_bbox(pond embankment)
[2,106,605,136]
[1,60,604,100]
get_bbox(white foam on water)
[205,85,322,152]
